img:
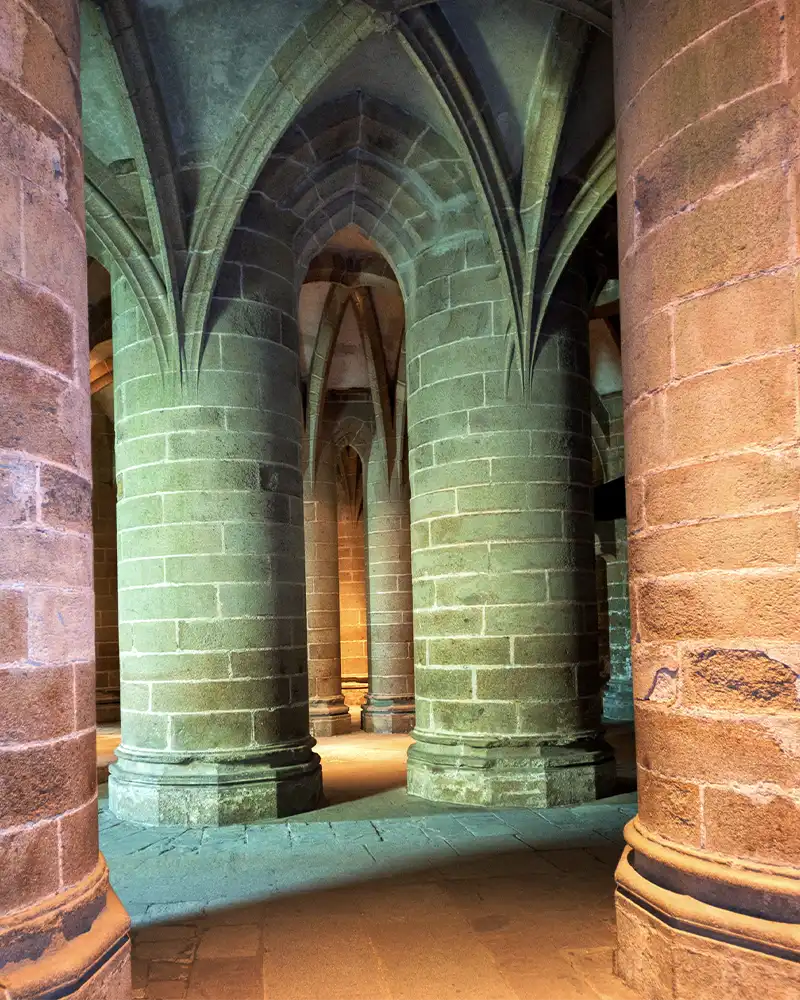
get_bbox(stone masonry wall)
[92,396,120,722]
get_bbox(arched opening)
[298,223,416,798]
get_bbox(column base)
[310,697,352,737]
[0,857,131,1000]
[361,697,415,734]
[615,820,800,999]
[407,732,615,807]
[109,742,322,826]
[602,681,634,722]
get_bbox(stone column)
[304,436,350,736]
[598,391,632,721]
[406,246,613,807]
[0,0,131,994]
[109,285,321,825]
[362,446,415,734]
[614,1,800,995]
[337,502,369,698]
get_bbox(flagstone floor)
[99,718,639,1000]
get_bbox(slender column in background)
[337,500,369,701]
[0,0,131,994]
[362,445,415,734]
[614,0,800,994]
[304,436,351,736]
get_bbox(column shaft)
[615,0,800,993]
[362,451,415,734]
[109,288,321,826]
[304,438,350,736]
[0,0,131,994]
[406,247,613,807]
[338,507,369,691]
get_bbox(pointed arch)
[227,93,484,310]
[351,286,395,491]
[81,0,182,359]
[515,11,589,392]
[85,177,173,377]
[532,132,616,348]
[397,7,524,338]
[305,284,352,484]
[182,0,381,351]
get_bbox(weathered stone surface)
[110,234,319,825]
[304,428,350,738]
[407,267,610,807]
[615,0,800,993]
[362,444,415,735]
[0,1,131,995]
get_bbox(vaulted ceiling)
[80,0,619,416]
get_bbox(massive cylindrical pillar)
[598,391,632,721]
[362,447,415,734]
[614,1,800,994]
[406,244,613,807]
[0,1,131,994]
[304,436,350,736]
[109,283,321,825]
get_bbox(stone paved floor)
[99,722,640,1000]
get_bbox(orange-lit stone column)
[614,1,800,996]
[0,1,131,996]
[304,436,351,736]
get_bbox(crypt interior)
[1,0,799,998]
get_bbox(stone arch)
[182,0,382,347]
[206,89,490,507]
[222,92,484,306]
[304,284,354,483]
[302,246,404,490]
[329,407,375,472]
[532,133,617,348]
[85,179,174,376]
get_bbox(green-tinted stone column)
[598,391,633,721]
[108,279,321,826]
[406,247,614,807]
[304,435,350,736]
[362,444,415,734]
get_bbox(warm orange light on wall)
[90,340,113,395]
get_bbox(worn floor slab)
[99,723,639,1000]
